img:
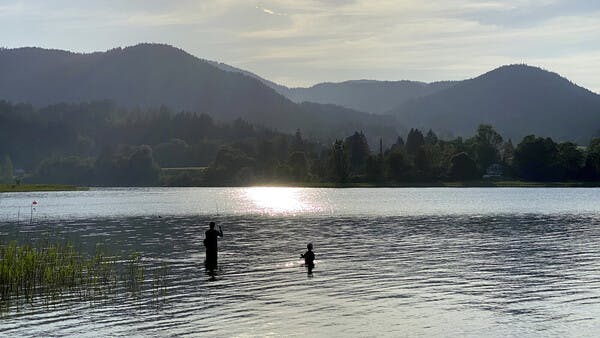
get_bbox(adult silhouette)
[204,221,223,270]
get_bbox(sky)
[1,0,599,92]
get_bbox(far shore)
[169,180,600,188]
[256,180,600,188]
[2,181,599,193]
[0,184,87,193]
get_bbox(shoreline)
[2,181,599,193]
[262,181,600,188]
[166,180,600,188]
[0,184,87,193]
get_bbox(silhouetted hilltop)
[206,59,291,96]
[389,64,600,143]
[0,44,396,138]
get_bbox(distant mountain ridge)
[389,64,600,143]
[173,58,600,143]
[0,44,398,140]
[208,61,456,114]
[1,43,599,143]
[279,80,456,114]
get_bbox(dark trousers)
[205,249,218,269]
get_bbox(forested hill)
[208,61,456,114]
[277,80,455,114]
[209,59,600,143]
[0,44,397,139]
[3,44,599,144]
[388,64,600,143]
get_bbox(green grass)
[161,167,208,176]
[0,184,87,193]
[0,241,167,314]
[162,167,208,171]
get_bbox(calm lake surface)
[1,187,600,336]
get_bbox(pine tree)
[406,129,425,156]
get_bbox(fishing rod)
[215,202,223,234]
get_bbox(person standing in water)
[204,221,223,270]
[301,243,315,274]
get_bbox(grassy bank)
[0,241,167,314]
[0,184,86,193]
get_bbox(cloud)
[458,0,600,28]
[229,0,600,91]
[0,0,598,92]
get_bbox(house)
[483,163,503,179]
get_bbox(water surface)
[0,187,599,219]
[1,188,599,337]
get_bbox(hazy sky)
[1,0,599,92]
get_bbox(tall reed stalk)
[0,241,168,314]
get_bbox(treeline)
[0,100,306,185]
[320,126,600,183]
[203,124,600,185]
[1,100,599,186]
[0,100,283,169]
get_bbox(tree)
[32,156,94,185]
[329,140,349,183]
[206,146,256,184]
[582,138,600,180]
[501,139,515,166]
[234,166,255,186]
[514,135,559,181]
[385,151,411,181]
[288,151,309,180]
[153,139,191,167]
[365,155,384,182]
[344,131,370,174]
[390,136,405,153]
[94,145,161,186]
[274,135,289,161]
[556,142,584,180]
[414,146,430,174]
[405,129,425,156]
[291,129,305,152]
[127,145,161,186]
[470,124,503,172]
[449,152,478,180]
[425,129,438,145]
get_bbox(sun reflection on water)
[244,187,312,214]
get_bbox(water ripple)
[1,214,600,336]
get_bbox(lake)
[1,187,600,336]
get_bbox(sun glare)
[244,187,307,214]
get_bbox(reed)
[0,241,167,314]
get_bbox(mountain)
[389,64,600,143]
[208,62,455,114]
[0,44,398,139]
[212,60,600,143]
[3,44,597,143]
[206,60,291,96]
[279,80,455,114]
